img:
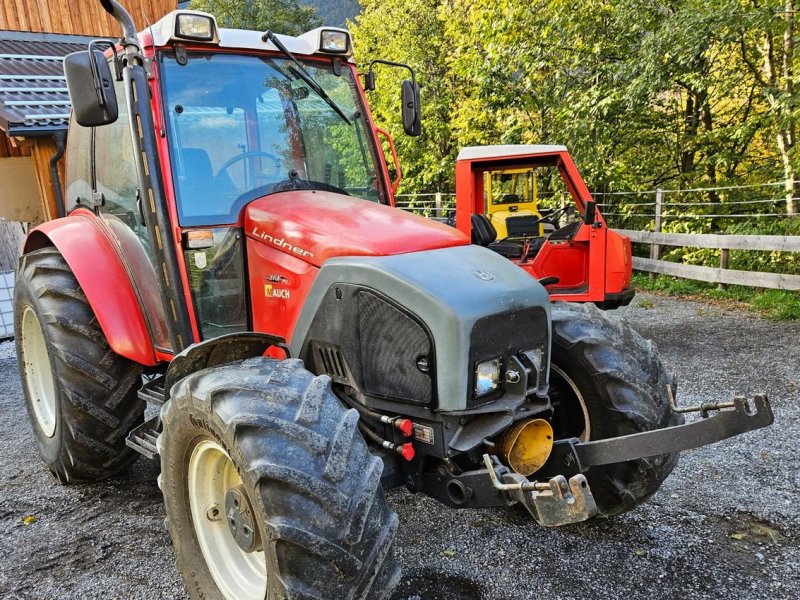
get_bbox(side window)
[95,76,143,235]
[64,116,92,212]
[94,73,171,351]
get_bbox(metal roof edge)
[0,30,101,45]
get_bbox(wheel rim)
[550,365,591,442]
[188,439,267,600]
[21,306,57,438]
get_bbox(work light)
[475,358,502,397]
[175,13,215,41]
[320,29,350,54]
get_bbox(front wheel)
[548,302,683,517]
[159,357,400,600]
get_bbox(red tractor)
[454,145,635,309]
[13,2,772,599]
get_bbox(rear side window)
[64,116,92,212]
[95,78,141,231]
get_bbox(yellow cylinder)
[497,418,554,476]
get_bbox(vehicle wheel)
[160,356,400,600]
[14,246,144,482]
[548,301,683,517]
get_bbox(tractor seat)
[470,214,524,259]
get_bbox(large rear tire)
[160,357,400,600]
[549,302,683,517]
[13,246,144,482]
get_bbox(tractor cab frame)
[455,145,635,309]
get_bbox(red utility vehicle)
[12,2,772,599]
[455,145,634,309]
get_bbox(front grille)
[358,291,433,404]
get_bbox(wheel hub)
[225,484,260,553]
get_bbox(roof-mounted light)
[175,13,215,41]
[150,10,220,46]
[319,29,351,55]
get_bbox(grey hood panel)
[290,244,551,411]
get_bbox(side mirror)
[584,200,597,226]
[64,49,118,127]
[401,79,421,137]
[363,70,376,92]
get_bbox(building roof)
[457,145,569,161]
[0,30,95,137]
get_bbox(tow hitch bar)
[482,454,598,527]
[482,392,774,526]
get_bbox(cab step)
[138,376,166,405]
[126,415,161,460]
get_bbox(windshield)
[160,52,388,226]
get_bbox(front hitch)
[482,454,597,526]
[547,393,774,472]
[480,393,773,526]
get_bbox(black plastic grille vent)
[314,344,349,383]
[357,291,433,404]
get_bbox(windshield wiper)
[262,30,351,126]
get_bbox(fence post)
[649,189,663,281]
[434,192,442,219]
[718,248,730,290]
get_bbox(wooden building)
[0,0,176,224]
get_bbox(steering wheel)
[530,204,574,229]
[215,151,282,189]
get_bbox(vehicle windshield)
[160,52,387,226]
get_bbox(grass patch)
[631,273,800,321]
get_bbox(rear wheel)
[548,302,683,517]
[14,247,144,482]
[160,357,400,600]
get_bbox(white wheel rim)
[188,439,267,600]
[551,365,591,442]
[21,306,57,438]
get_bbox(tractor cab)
[455,145,635,309]
[484,167,548,238]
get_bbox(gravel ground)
[0,293,797,599]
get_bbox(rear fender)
[23,213,158,366]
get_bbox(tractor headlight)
[320,30,350,54]
[175,13,215,41]
[475,358,501,397]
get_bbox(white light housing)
[150,11,220,46]
[475,358,502,397]
[319,29,350,54]
[176,13,215,41]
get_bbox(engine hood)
[244,191,469,267]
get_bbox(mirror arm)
[366,59,416,92]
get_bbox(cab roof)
[457,145,568,162]
[146,10,353,62]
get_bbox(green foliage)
[191,0,321,35]
[300,0,361,26]
[351,0,800,203]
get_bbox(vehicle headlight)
[475,358,501,397]
[320,30,350,54]
[175,13,215,41]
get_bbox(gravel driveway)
[1,293,797,599]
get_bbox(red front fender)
[24,213,157,366]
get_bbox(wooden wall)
[0,0,177,37]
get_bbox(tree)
[191,0,321,35]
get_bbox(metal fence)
[395,182,800,291]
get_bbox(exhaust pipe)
[99,0,139,54]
